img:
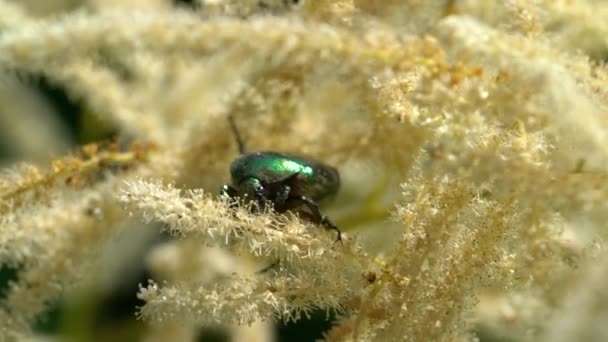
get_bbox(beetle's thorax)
[229,151,339,202]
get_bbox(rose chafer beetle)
[220,115,342,242]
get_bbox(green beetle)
[220,116,342,242]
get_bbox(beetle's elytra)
[220,116,342,242]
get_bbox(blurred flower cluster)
[1,0,608,341]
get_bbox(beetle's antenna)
[228,115,246,154]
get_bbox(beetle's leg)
[245,177,293,210]
[239,178,269,210]
[275,184,291,210]
[292,195,342,243]
[220,184,237,197]
[220,184,239,208]
[270,172,302,211]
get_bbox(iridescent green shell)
[230,151,339,201]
